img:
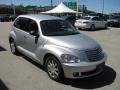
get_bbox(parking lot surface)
[0,22,120,90]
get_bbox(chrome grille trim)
[85,47,104,62]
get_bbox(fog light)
[73,72,79,77]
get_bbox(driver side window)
[92,17,99,21]
[28,19,38,34]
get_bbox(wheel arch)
[9,30,17,43]
[9,37,14,43]
[43,53,65,80]
[43,53,61,67]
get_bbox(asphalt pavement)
[0,22,120,90]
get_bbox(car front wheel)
[45,56,64,81]
[10,39,18,54]
[90,24,95,30]
[104,24,108,29]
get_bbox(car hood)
[44,34,101,50]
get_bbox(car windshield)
[80,16,91,20]
[40,20,80,36]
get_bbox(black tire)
[90,24,95,31]
[45,56,64,81]
[10,39,18,54]
[119,23,120,27]
[104,24,108,29]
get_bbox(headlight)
[61,54,80,63]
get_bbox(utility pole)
[77,0,79,16]
[77,0,79,13]
[11,0,15,16]
[96,0,98,13]
[80,0,83,16]
[51,0,53,9]
[102,0,104,14]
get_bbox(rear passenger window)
[14,17,29,32]
[14,18,21,29]
[20,18,29,31]
[14,17,38,33]
[92,17,99,21]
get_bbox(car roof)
[18,14,62,22]
[76,16,98,21]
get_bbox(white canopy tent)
[41,2,77,13]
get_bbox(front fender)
[36,44,74,65]
[9,30,17,43]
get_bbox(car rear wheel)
[90,25,95,30]
[45,56,64,81]
[104,24,108,29]
[119,23,120,27]
[10,39,18,54]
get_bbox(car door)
[92,17,100,28]
[24,19,40,54]
[13,17,29,49]
[98,17,105,28]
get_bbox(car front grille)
[85,47,104,62]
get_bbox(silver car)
[75,16,107,30]
[9,14,107,81]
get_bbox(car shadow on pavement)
[19,55,116,89]
[0,79,9,90]
[59,65,116,89]
[21,55,45,71]
[0,46,7,52]
[109,26,120,28]
[79,28,109,32]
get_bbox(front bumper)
[62,53,107,79]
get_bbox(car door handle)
[24,36,27,39]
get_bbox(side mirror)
[29,30,35,35]
[29,30,39,37]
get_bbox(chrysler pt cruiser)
[9,14,107,81]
